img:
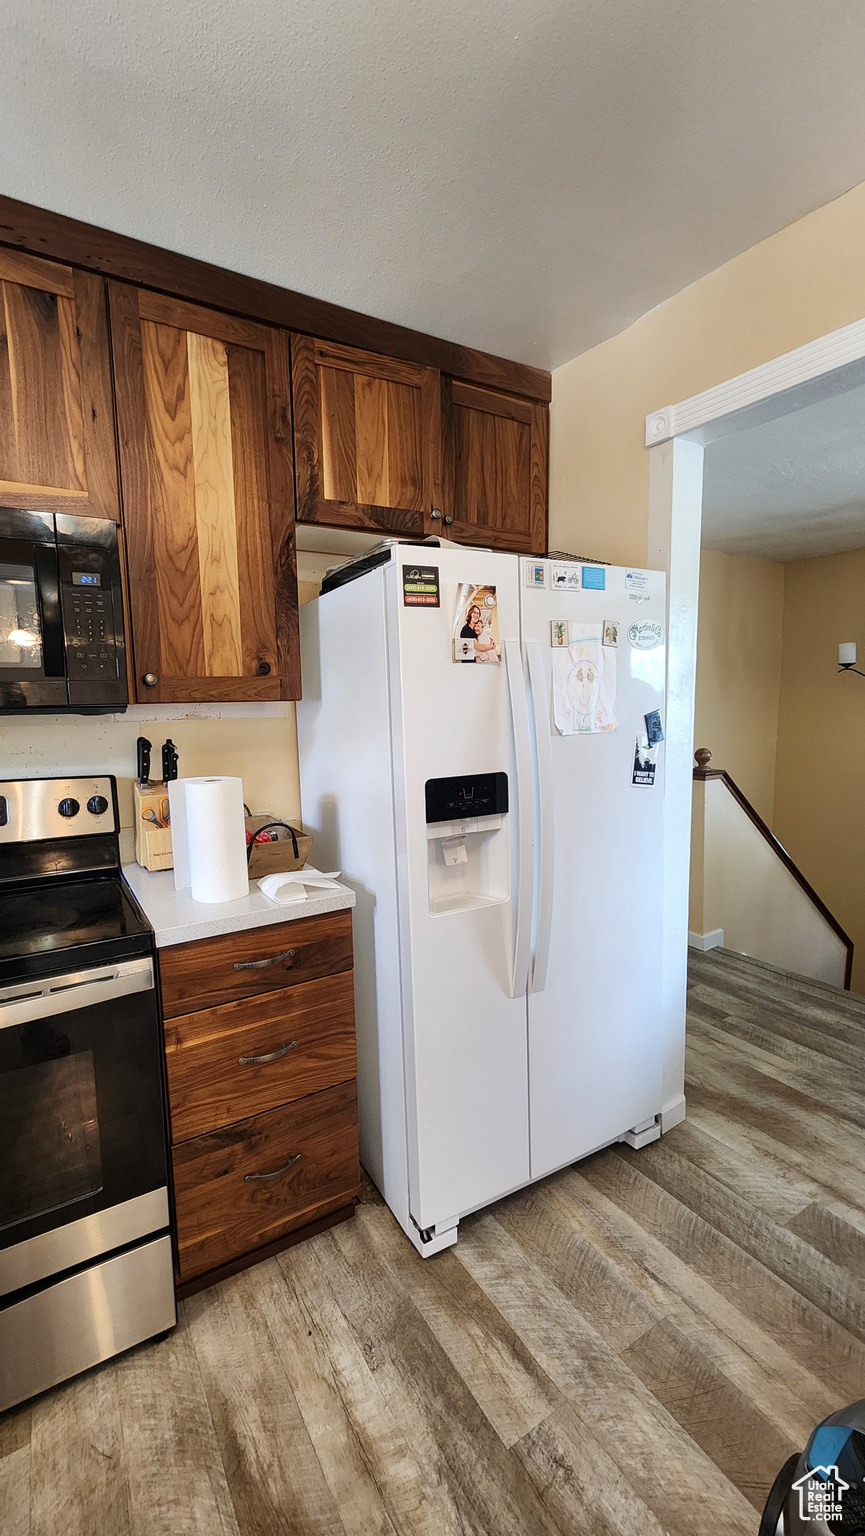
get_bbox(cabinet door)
[442,380,548,554]
[0,251,119,519]
[292,334,441,535]
[110,285,298,701]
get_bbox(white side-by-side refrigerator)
[298,542,685,1256]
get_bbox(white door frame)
[648,314,865,1113]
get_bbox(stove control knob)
[87,794,109,816]
[58,798,80,818]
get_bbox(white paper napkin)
[258,867,342,904]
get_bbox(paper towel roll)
[183,777,249,904]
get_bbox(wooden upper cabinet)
[442,380,548,554]
[0,250,119,519]
[292,334,442,536]
[109,285,299,702]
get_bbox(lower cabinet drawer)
[172,1081,360,1283]
[159,910,354,1018]
[165,971,357,1142]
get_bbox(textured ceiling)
[5,2,865,368]
[702,382,865,561]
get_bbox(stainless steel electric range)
[0,776,175,1413]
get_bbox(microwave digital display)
[72,572,101,587]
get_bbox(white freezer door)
[522,563,666,1179]
[390,547,531,1230]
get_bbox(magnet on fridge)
[644,709,664,745]
[581,566,606,590]
[602,619,619,647]
[525,560,547,588]
[550,619,568,647]
[632,734,657,786]
[551,561,581,591]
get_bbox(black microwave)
[0,509,127,713]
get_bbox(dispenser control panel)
[424,772,508,825]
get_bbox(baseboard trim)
[688,929,724,951]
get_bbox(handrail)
[693,748,854,989]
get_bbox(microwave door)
[0,538,66,710]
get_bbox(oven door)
[0,510,67,710]
[0,957,170,1296]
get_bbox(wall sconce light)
[839,642,865,677]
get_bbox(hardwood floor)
[4,945,865,1535]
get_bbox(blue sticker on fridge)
[581,566,606,590]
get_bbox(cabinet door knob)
[257,660,271,676]
[430,508,442,520]
[142,673,158,688]
[443,513,454,526]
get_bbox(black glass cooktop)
[0,874,152,983]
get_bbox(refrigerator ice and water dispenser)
[424,771,509,914]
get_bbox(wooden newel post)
[694,747,712,772]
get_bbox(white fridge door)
[390,546,531,1230]
[521,563,666,1179]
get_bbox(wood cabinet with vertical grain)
[292,333,442,536]
[0,251,119,519]
[442,379,548,554]
[109,285,299,701]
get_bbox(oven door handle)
[0,958,154,1029]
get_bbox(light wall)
[692,775,848,988]
[774,549,865,991]
[0,710,301,844]
[549,178,865,566]
[690,546,865,992]
[693,550,784,824]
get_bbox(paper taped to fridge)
[552,623,617,734]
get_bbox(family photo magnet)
[452,583,501,664]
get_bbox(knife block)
[134,781,174,871]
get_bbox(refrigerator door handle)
[505,638,534,1000]
[525,639,554,993]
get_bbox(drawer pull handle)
[233,947,296,971]
[238,1039,298,1066]
[244,1153,303,1183]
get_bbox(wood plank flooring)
[3,945,865,1534]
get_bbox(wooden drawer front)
[172,1081,359,1282]
[165,971,357,1143]
[159,910,353,1017]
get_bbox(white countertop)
[123,862,356,948]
